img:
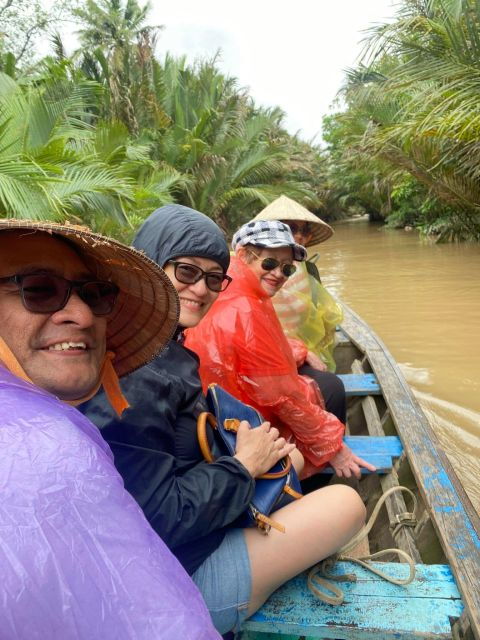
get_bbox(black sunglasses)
[169,261,232,292]
[248,250,297,278]
[0,272,119,316]
[288,222,312,235]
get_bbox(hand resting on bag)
[234,420,296,478]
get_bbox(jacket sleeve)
[81,359,255,551]
[110,438,255,549]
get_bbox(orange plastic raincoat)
[185,256,345,473]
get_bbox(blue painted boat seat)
[337,373,381,396]
[320,435,403,475]
[240,562,463,639]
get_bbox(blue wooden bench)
[240,562,463,639]
[320,435,403,475]
[337,373,381,397]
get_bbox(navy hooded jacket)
[81,205,254,574]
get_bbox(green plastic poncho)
[272,261,343,371]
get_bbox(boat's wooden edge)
[339,302,480,532]
[338,301,480,640]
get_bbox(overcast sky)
[151,1,397,142]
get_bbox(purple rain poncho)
[0,367,219,640]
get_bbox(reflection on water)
[317,221,480,512]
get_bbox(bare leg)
[244,484,365,615]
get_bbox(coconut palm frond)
[0,160,56,218]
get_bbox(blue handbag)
[197,383,302,533]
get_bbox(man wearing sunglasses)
[0,220,219,639]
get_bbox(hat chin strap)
[0,338,129,418]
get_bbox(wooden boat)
[240,302,480,640]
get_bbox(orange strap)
[255,512,286,533]
[283,484,303,500]
[0,337,30,382]
[0,338,129,418]
[97,352,130,417]
[196,411,292,478]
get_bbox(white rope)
[308,486,418,605]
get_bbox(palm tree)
[0,67,134,225]
[6,7,329,237]
[75,0,163,134]
[150,56,319,232]
[324,0,480,240]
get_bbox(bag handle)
[197,411,217,462]
[197,411,292,479]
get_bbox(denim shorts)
[191,528,251,634]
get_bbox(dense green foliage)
[1,0,480,241]
[324,0,480,241]
[0,0,325,240]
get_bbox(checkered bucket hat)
[232,220,307,262]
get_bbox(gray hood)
[133,204,230,272]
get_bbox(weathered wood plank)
[320,436,403,474]
[335,327,351,346]
[310,562,460,597]
[360,395,384,434]
[242,563,463,639]
[350,358,423,562]
[343,435,403,456]
[337,373,381,396]
[321,454,395,474]
[340,303,480,640]
[452,612,477,640]
[380,466,424,563]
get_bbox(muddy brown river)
[316,221,480,513]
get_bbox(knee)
[334,485,366,528]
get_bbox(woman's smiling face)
[239,245,294,297]
[163,256,223,328]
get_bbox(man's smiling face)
[0,231,107,400]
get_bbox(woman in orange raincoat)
[253,195,342,374]
[186,220,375,479]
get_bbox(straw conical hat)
[0,219,179,378]
[253,195,333,247]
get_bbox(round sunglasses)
[0,272,119,316]
[168,261,232,292]
[247,249,297,278]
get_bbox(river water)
[316,221,480,513]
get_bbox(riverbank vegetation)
[325,0,480,241]
[1,0,479,241]
[0,0,325,240]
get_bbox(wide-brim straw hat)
[0,219,179,377]
[254,195,333,247]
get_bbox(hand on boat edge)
[329,444,377,479]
